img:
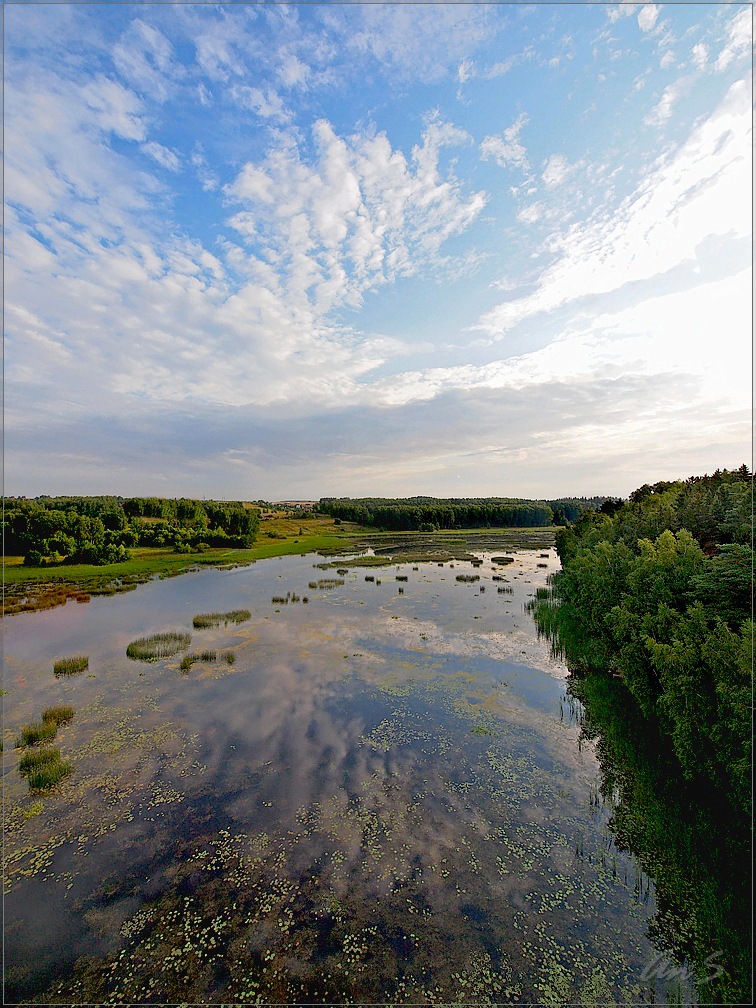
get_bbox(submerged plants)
[126,632,191,661]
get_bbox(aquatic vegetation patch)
[41,705,75,727]
[492,556,515,565]
[192,609,250,628]
[16,720,58,747]
[456,574,480,583]
[126,632,191,661]
[18,747,72,791]
[53,654,89,676]
[180,650,218,672]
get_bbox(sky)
[4,1,752,501]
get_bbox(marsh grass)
[19,747,62,775]
[223,651,236,665]
[41,705,75,727]
[126,632,190,661]
[26,757,72,791]
[192,609,250,628]
[180,650,218,672]
[395,575,408,582]
[492,556,515,565]
[456,574,480,583]
[537,562,549,568]
[498,586,514,594]
[53,654,89,676]
[365,575,375,582]
[312,578,344,589]
[16,721,58,747]
[271,596,288,604]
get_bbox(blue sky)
[5,1,752,500]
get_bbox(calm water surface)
[4,548,660,1004]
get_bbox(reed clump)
[16,721,57,747]
[41,705,74,727]
[19,747,72,790]
[126,632,191,661]
[492,556,515,565]
[192,610,250,628]
[180,650,218,672]
[53,654,89,676]
[498,586,514,594]
[456,574,480,583]
[537,562,549,568]
[395,575,408,582]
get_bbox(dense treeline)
[318,495,602,531]
[533,465,752,815]
[3,496,260,566]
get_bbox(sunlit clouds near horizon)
[5,2,752,500]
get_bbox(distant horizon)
[5,3,750,498]
[9,461,750,508]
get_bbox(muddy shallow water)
[3,546,663,1004]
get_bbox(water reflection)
[4,548,667,1003]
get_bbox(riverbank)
[2,513,360,616]
[3,517,557,617]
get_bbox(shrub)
[53,655,89,676]
[126,632,190,661]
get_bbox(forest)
[530,464,752,1001]
[318,495,604,531]
[3,496,260,566]
[532,464,751,814]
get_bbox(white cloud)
[480,113,530,171]
[230,84,290,120]
[278,53,309,88]
[477,78,751,338]
[690,43,709,71]
[517,202,544,226]
[638,5,660,34]
[111,19,179,102]
[225,117,486,314]
[714,7,751,71]
[541,154,572,189]
[457,59,475,83]
[142,141,180,172]
[644,76,687,127]
[659,50,676,70]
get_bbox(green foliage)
[3,494,260,567]
[533,464,752,814]
[319,495,555,530]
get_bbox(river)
[3,544,670,1004]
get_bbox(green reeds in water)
[180,650,218,672]
[16,704,75,748]
[192,609,251,629]
[456,574,480,583]
[41,705,74,727]
[126,632,191,661]
[16,721,57,747]
[53,654,89,676]
[19,747,72,790]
